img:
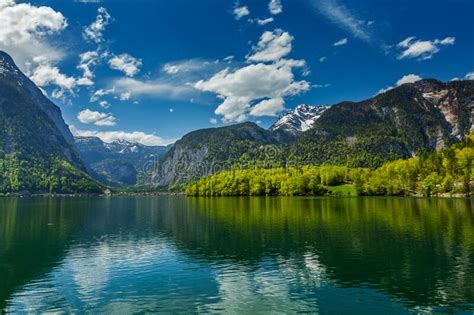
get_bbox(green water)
[0,196,473,313]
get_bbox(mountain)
[0,51,102,194]
[289,79,474,167]
[151,122,290,186]
[270,104,330,135]
[152,79,473,187]
[75,136,169,186]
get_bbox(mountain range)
[0,50,473,192]
[75,136,169,186]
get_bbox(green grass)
[325,184,358,196]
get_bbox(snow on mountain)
[270,104,330,135]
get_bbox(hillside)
[187,133,474,197]
[150,122,291,186]
[0,51,102,194]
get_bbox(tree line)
[186,134,473,197]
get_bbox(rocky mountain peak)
[270,104,330,135]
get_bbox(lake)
[0,196,473,313]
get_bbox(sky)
[0,0,473,146]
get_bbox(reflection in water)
[0,196,473,313]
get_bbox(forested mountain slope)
[289,79,474,168]
[0,51,102,193]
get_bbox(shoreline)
[0,192,470,199]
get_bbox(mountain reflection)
[1,196,473,313]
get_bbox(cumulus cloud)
[311,0,372,43]
[108,53,142,77]
[77,109,116,126]
[268,0,283,15]
[319,56,327,62]
[250,97,285,116]
[70,126,174,146]
[83,7,111,43]
[397,36,455,60]
[210,118,217,124]
[195,60,309,121]
[0,0,67,69]
[195,29,310,121]
[29,63,83,98]
[465,72,474,80]
[377,73,422,94]
[233,6,249,20]
[333,37,348,46]
[247,29,293,62]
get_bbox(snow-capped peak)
[270,104,330,135]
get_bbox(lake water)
[0,196,473,313]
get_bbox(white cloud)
[195,29,310,122]
[195,61,309,121]
[319,56,327,62]
[247,29,293,62]
[83,7,111,43]
[250,97,285,116]
[256,17,274,25]
[397,36,455,60]
[0,0,67,70]
[377,73,422,95]
[210,118,217,124]
[268,0,283,15]
[464,72,474,80]
[311,0,372,43]
[163,64,179,74]
[119,92,131,101]
[162,59,216,75]
[90,87,115,102]
[77,109,116,126]
[112,77,194,99]
[108,53,142,77]
[396,74,422,86]
[223,55,234,62]
[29,63,79,98]
[99,100,110,109]
[70,126,173,146]
[233,6,249,20]
[76,50,102,85]
[333,37,348,46]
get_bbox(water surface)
[1,196,473,313]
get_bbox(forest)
[186,134,474,197]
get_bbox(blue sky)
[0,0,473,145]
